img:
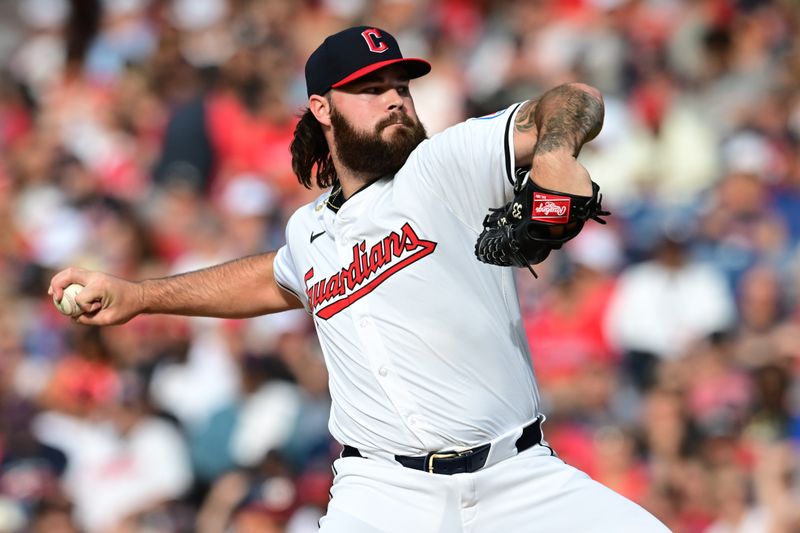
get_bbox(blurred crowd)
[1,0,799,531]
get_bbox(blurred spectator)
[745,364,795,444]
[732,265,794,369]
[152,92,215,193]
[230,475,298,533]
[705,465,769,533]
[0,384,67,532]
[218,174,280,255]
[9,0,70,98]
[0,74,33,150]
[684,333,752,440]
[84,0,157,84]
[38,327,121,417]
[605,228,736,390]
[196,448,314,533]
[148,320,240,432]
[696,149,794,289]
[198,469,299,533]
[582,68,720,208]
[591,425,650,505]
[524,225,622,414]
[229,355,302,470]
[33,370,192,532]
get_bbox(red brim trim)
[331,58,431,88]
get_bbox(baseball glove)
[474,170,610,276]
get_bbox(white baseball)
[53,283,84,317]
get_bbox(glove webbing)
[478,208,540,278]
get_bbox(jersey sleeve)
[406,101,525,231]
[273,234,311,313]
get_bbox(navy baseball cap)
[305,26,431,98]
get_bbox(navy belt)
[341,418,543,475]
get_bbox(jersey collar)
[325,177,384,214]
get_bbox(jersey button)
[408,416,418,427]
[378,366,388,377]
[359,318,368,328]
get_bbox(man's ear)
[308,94,332,127]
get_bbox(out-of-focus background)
[1,0,799,531]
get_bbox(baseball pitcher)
[51,26,670,532]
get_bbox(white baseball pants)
[319,443,670,532]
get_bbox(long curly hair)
[290,108,336,189]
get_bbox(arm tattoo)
[514,99,539,133]
[530,84,604,156]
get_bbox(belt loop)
[514,417,543,452]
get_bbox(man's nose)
[384,88,405,111]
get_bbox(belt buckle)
[427,450,467,473]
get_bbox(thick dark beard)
[330,106,428,179]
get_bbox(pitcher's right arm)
[48,251,303,326]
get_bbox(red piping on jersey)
[304,223,437,320]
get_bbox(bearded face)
[329,104,428,178]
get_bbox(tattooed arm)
[513,83,604,195]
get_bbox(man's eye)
[397,86,410,95]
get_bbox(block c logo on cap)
[361,28,389,53]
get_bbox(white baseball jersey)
[273,102,541,456]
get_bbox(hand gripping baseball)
[49,268,144,325]
[474,170,609,276]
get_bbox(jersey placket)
[332,196,432,452]
[350,298,432,450]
